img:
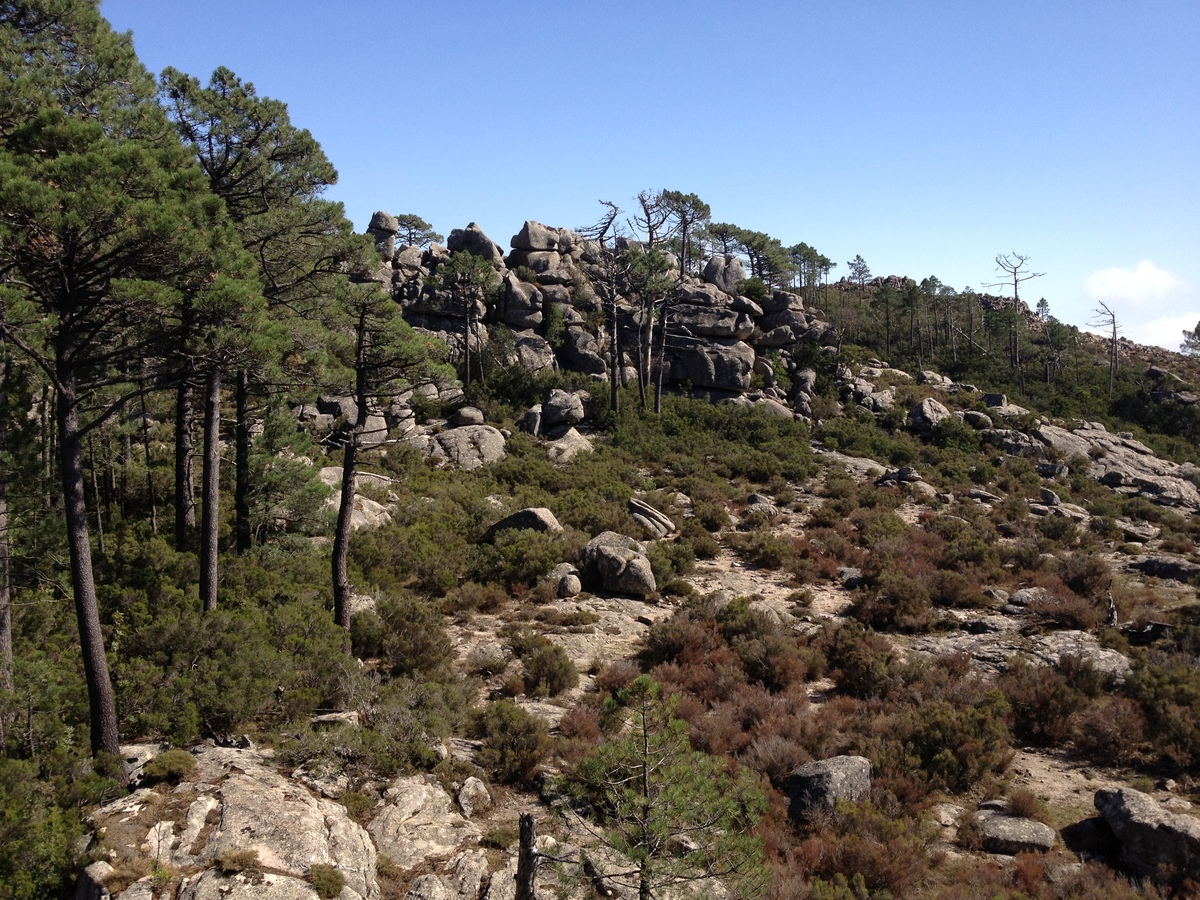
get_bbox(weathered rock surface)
[432,425,507,470]
[581,532,656,597]
[1094,787,1200,879]
[908,397,952,434]
[87,746,379,899]
[972,810,1057,854]
[783,755,872,823]
[485,507,563,539]
[369,775,482,870]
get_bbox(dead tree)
[988,252,1044,305]
[1089,301,1122,396]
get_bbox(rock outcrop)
[86,746,379,899]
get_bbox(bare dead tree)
[1089,301,1122,396]
[987,252,1045,304]
[631,190,670,247]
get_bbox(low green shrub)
[471,700,549,784]
[308,863,345,899]
[142,748,196,784]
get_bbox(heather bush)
[1000,656,1085,746]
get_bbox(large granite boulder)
[446,223,505,268]
[668,338,754,392]
[581,532,656,597]
[485,507,563,540]
[543,389,586,428]
[510,220,561,252]
[701,254,746,294]
[497,274,542,329]
[671,304,755,340]
[546,427,593,464]
[908,397,952,434]
[511,331,557,373]
[425,425,506,470]
[558,328,608,376]
[1095,787,1200,880]
[628,497,674,539]
[783,755,872,823]
[367,210,398,259]
[971,809,1057,854]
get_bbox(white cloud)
[1079,260,1197,349]
[1120,312,1200,351]
[1083,260,1185,310]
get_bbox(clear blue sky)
[101,0,1199,349]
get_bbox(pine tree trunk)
[653,303,669,415]
[0,337,12,714]
[89,436,105,558]
[56,371,120,758]
[332,311,370,632]
[234,369,251,554]
[174,374,196,550]
[140,395,157,536]
[199,364,221,613]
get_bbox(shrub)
[142,748,196,784]
[471,700,549,784]
[1058,552,1113,598]
[376,593,453,677]
[520,639,579,697]
[1006,786,1049,823]
[466,645,509,676]
[338,790,377,825]
[218,848,259,874]
[999,656,1085,746]
[308,863,345,899]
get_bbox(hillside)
[12,212,1200,900]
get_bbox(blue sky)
[102,1,1198,349]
